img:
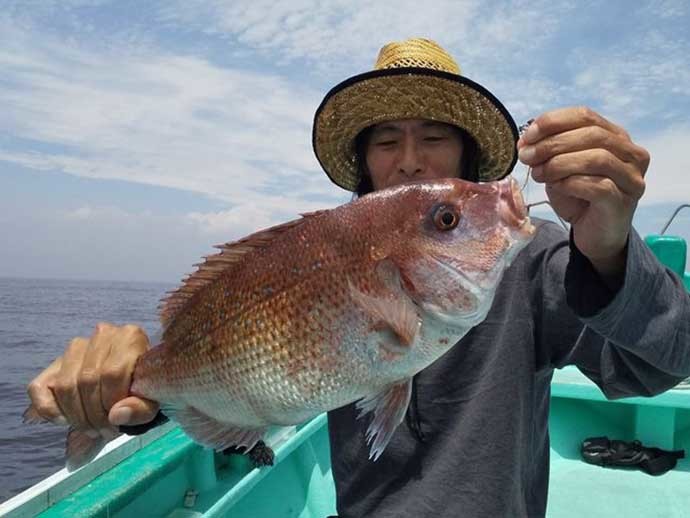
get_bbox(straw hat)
[312,38,519,192]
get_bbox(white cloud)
[156,0,481,72]
[639,126,690,205]
[1,0,689,217]
[569,28,690,126]
[149,0,618,145]
[187,206,271,236]
[186,195,328,238]
[494,77,567,128]
[155,0,575,80]
[65,206,93,220]
[0,202,195,282]
[0,19,344,211]
[1,198,336,282]
[63,204,155,222]
[642,0,686,18]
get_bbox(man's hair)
[354,124,479,197]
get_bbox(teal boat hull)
[5,369,690,518]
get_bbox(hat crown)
[375,38,461,75]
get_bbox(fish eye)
[433,206,459,230]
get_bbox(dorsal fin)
[158,211,327,329]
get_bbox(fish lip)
[499,176,530,226]
[517,216,536,237]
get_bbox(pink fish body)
[130,176,534,461]
[28,177,535,468]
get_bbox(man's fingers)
[519,126,649,170]
[521,106,629,145]
[79,323,116,433]
[530,149,645,199]
[27,323,154,442]
[109,397,160,427]
[26,356,66,424]
[51,338,92,431]
[115,324,150,354]
[101,325,150,411]
[546,175,634,209]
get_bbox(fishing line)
[518,118,569,232]
[517,118,535,194]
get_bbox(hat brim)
[313,67,519,192]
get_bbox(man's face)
[365,119,464,191]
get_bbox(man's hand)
[26,323,159,439]
[517,107,650,279]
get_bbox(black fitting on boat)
[581,436,685,476]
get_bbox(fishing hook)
[525,200,569,231]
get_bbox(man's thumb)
[109,396,160,427]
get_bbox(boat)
[2,211,689,518]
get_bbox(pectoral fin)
[66,428,109,472]
[162,404,266,454]
[356,379,413,460]
[350,259,420,347]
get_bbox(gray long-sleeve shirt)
[327,218,690,517]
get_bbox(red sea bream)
[27,176,535,467]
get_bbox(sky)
[1,0,689,283]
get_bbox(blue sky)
[1,0,689,282]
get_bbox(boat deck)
[548,367,690,518]
[550,458,690,518]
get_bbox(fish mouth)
[428,235,532,327]
[516,217,536,239]
[498,177,535,238]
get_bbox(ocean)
[0,276,174,503]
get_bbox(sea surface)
[0,276,173,503]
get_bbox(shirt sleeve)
[531,220,690,399]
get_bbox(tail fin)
[64,412,170,471]
[24,404,112,471]
[22,404,47,424]
[66,428,109,472]
[25,405,170,472]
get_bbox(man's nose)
[398,138,424,177]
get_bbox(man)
[27,39,690,517]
